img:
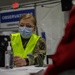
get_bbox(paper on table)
[0,65,46,75]
[0,66,33,71]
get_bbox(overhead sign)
[0,7,35,28]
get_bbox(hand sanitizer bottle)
[5,50,10,69]
[5,41,13,69]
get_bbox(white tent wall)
[36,3,66,55]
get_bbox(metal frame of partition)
[0,0,60,10]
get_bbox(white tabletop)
[0,66,46,75]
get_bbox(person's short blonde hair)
[19,14,36,26]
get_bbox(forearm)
[26,50,46,66]
[34,53,46,66]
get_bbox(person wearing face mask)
[10,14,46,67]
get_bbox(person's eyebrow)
[20,23,25,25]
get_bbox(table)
[0,66,46,75]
